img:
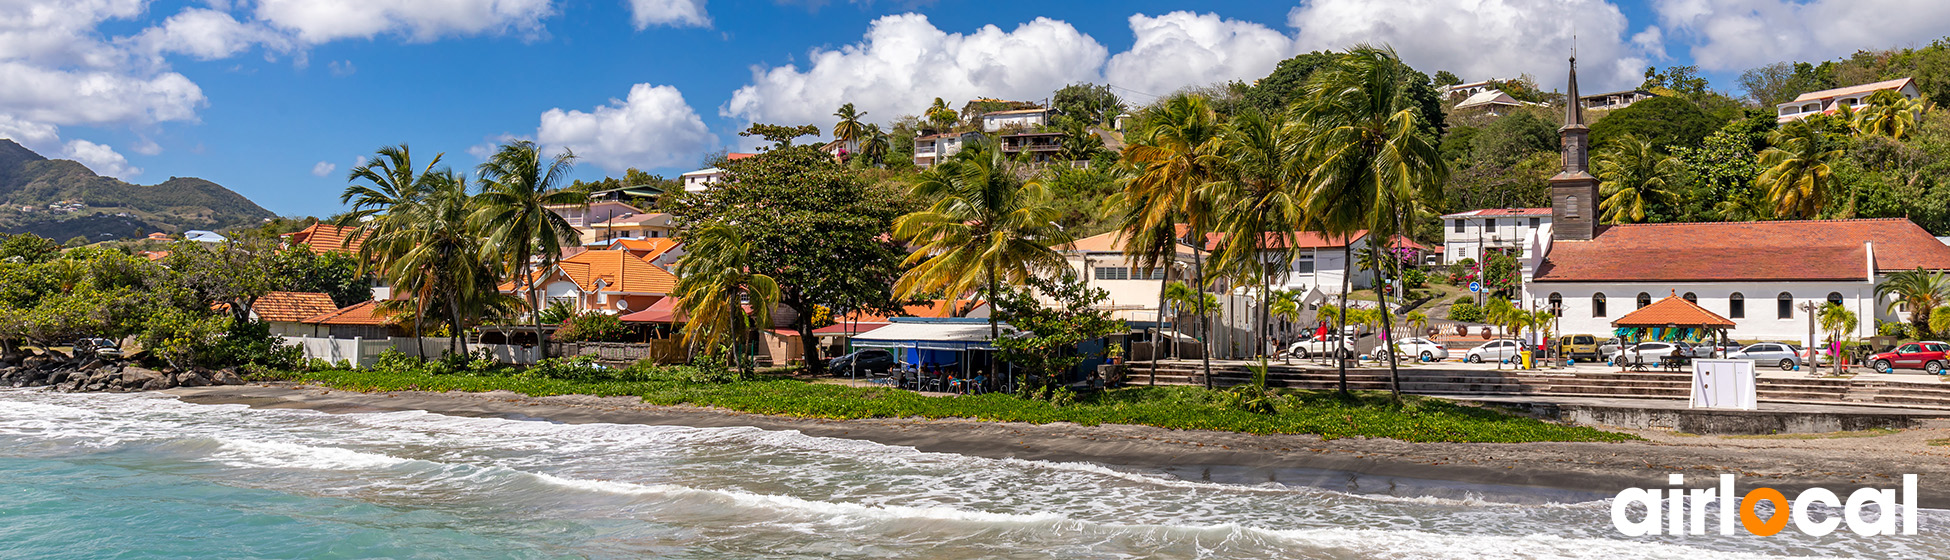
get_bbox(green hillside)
[0,139,274,241]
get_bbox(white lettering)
[1844,488,1897,536]
[1612,487,1661,537]
[1669,474,1685,535]
[1720,474,1736,536]
[1905,474,1918,535]
[1793,488,1842,537]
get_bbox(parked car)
[71,337,122,358]
[1556,335,1604,361]
[1286,335,1354,359]
[828,348,897,374]
[1597,338,1626,358]
[1379,337,1449,362]
[1868,342,1950,374]
[1724,343,1807,370]
[1610,342,1689,364]
[1464,339,1528,364]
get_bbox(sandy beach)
[167,383,1950,508]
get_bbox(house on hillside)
[980,108,1050,132]
[283,223,365,255]
[589,211,674,242]
[1580,89,1655,111]
[1776,77,1919,123]
[608,237,684,269]
[183,230,227,243]
[1440,80,1498,100]
[1522,58,1950,342]
[1453,90,1525,116]
[545,200,644,245]
[501,249,678,316]
[1053,232,1202,325]
[1441,208,1552,264]
[913,131,983,169]
[998,132,1063,163]
[678,152,756,191]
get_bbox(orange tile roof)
[1611,293,1736,328]
[253,291,340,323]
[302,300,393,326]
[505,250,678,295]
[283,223,366,255]
[1182,224,1368,250]
[610,237,681,260]
[1534,219,1950,283]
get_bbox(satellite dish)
[615,299,630,310]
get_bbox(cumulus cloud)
[311,161,337,177]
[626,0,711,29]
[126,8,286,62]
[722,14,1107,134]
[251,0,556,44]
[538,83,715,172]
[1287,0,1650,92]
[1652,0,1950,71]
[64,139,139,179]
[1104,11,1296,97]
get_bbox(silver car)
[1725,342,1807,371]
[1611,342,1686,364]
[1464,339,1527,363]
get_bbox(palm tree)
[1818,303,1857,375]
[1269,289,1305,364]
[1854,90,1928,140]
[1594,134,1683,224]
[339,144,445,356]
[1757,122,1845,219]
[1209,108,1306,363]
[924,97,958,132]
[833,103,868,152]
[1876,267,1950,336]
[893,143,1068,340]
[675,224,781,375]
[859,123,890,167]
[1119,93,1227,388]
[1164,280,1219,361]
[1714,187,1777,222]
[1290,45,1446,399]
[473,140,582,360]
[380,171,514,357]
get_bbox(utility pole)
[1799,300,1820,374]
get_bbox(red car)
[1869,341,1950,374]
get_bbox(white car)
[1464,339,1528,363]
[1379,337,1449,362]
[1286,334,1354,359]
[1610,342,1690,364]
[1725,342,1809,370]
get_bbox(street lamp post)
[1798,300,1821,374]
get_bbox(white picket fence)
[281,336,539,368]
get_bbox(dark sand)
[166,383,1950,507]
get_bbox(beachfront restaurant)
[850,318,1014,394]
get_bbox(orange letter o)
[1741,488,1790,536]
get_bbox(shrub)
[524,355,609,381]
[1449,302,1484,323]
[556,312,631,343]
[371,348,426,375]
[208,320,302,371]
[1878,320,1913,339]
[1402,268,1429,290]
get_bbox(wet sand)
[166,383,1950,507]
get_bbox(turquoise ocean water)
[0,389,1942,559]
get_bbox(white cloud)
[722,14,1107,134]
[1652,0,1950,71]
[354,155,368,167]
[311,161,337,177]
[328,59,356,76]
[538,83,715,172]
[1287,0,1650,92]
[63,139,139,179]
[251,0,556,44]
[625,0,711,29]
[1104,11,1296,97]
[0,61,204,126]
[126,8,286,62]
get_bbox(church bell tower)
[1550,56,1600,241]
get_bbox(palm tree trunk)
[1192,248,1213,390]
[1336,242,1352,396]
[1377,267,1403,402]
[413,285,428,359]
[987,260,1000,341]
[449,295,467,356]
[1151,253,1171,386]
[520,257,545,363]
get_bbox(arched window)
[1827,292,1844,306]
[1729,293,1745,319]
[1593,293,1607,318]
[1778,292,1794,319]
[1683,292,1697,303]
[1637,292,1651,309]
[1548,293,1563,316]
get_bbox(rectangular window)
[1778,298,1793,319]
[1453,220,1464,234]
[1529,217,1540,228]
[1729,298,1744,319]
[1295,256,1315,274]
[1094,266,1130,280]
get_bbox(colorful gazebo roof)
[1610,293,1737,328]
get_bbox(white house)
[980,108,1050,132]
[1580,89,1654,111]
[1776,77,1919,123]
[546,201,645,245]
[1440,80,1497,99]
[1441,208,1552,264]
[913,131,982,169]
[680,167,724,191]
[1522,58,1950,344]
[1453,90,1524,116]
[1053,231,1201,325]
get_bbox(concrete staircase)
[1122,362,1950,410]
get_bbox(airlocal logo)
[1612,474,1918,537]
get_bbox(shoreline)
[164,383,1950,508]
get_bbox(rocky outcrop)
[0,359,245,392]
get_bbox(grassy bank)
[264,368,1636,444]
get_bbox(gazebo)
[1610,292,1738,366]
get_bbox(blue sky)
[12,0,1950,217]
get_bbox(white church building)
[1517,58,1950,343]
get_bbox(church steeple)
[1550,56,1600,241]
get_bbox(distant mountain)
[0,139,274,241]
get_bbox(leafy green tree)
[895,143,1068,340]
[1758,121,1846,219]
[1641,65,1711,100]
[1054,117,1107,162]
[1052,83,1125,126]
[474,140,582,358]
[1739,61,1826,107]
[1432,70,1462,87]
[858,123,890,166]
[1292,44,1447,399]
[1470,110,1559,165]
[670,143,908,372]
[1590,96,1721,151]
[1854,90,1929,140]
[924,97,958,132]
[1673,115,1774,221]
[1876,268,1950,335]
[1117,92,1225,387]
[1595,135,1686,224]
[161,237,309,326]
[992,273,1121,394]
[0,233,62,264]
[675,224,780,374]
[1243,51,1337,114]
[556,311,631,343]
[739,123,822,150]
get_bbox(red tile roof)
[610,237,681,261]
[1534,219,1950,283]
[1054,231,1202,254]
[283,223,366,255]
[302,300,393,326]
[505,250,678,295]
[1183,225,1368,250]
[253,292,340,323]
[1611,293,1737,328]
[1441,208,1552,218]
[619,295,682,323]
